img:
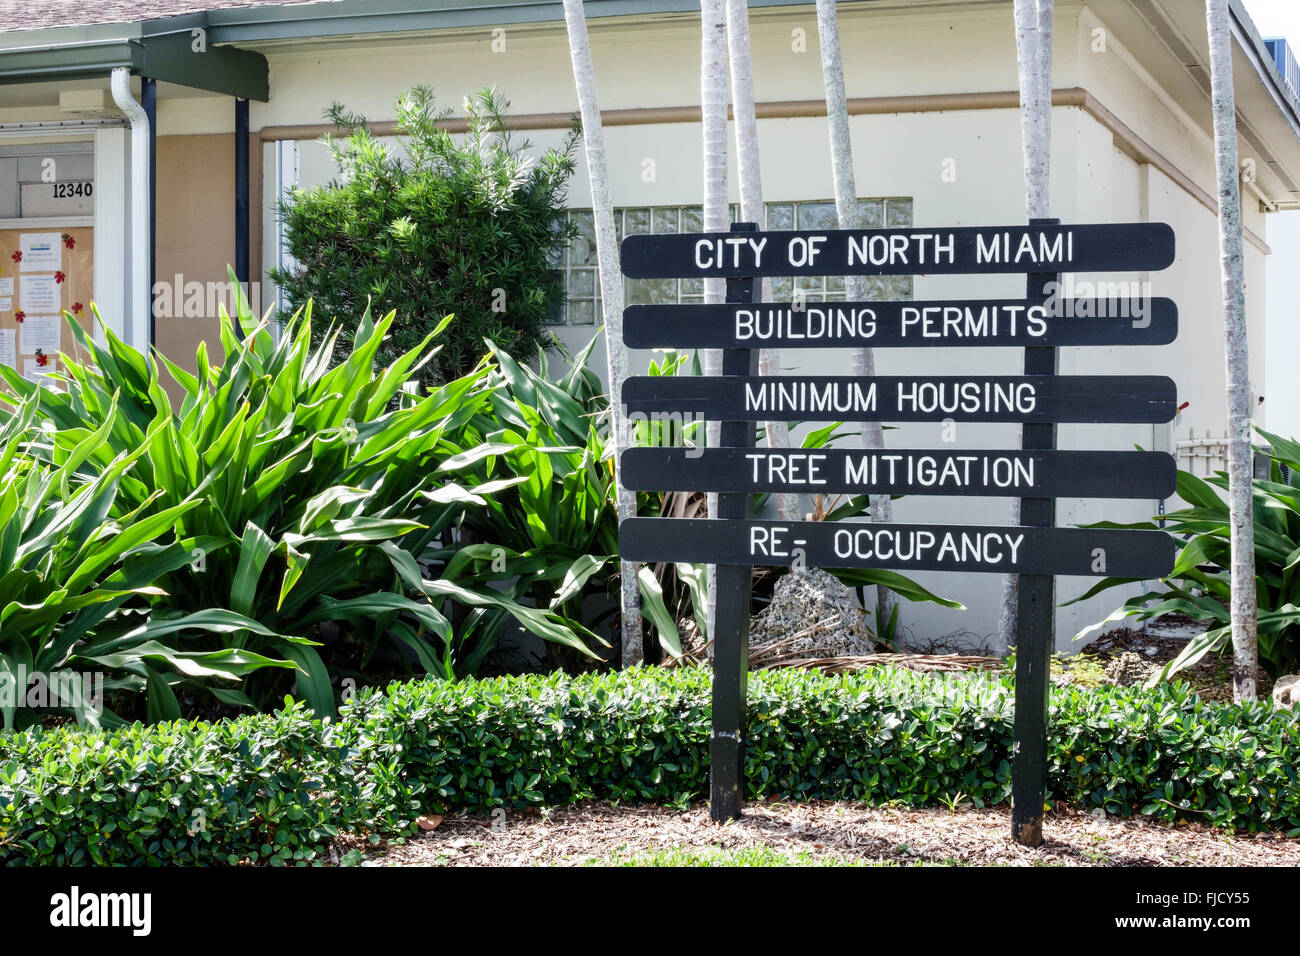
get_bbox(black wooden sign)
[620,447,1177,499]
[620,223,1175,278]
[617,218,1179,846]
[623,374,1177,423]
[624,297,1178,349]
[621,517,1175,579]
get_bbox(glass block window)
[553,198,914,326]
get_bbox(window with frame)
[551,198,915,326]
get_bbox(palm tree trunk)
[702,0,729,646]
[997,0,1054,656]
[1206,0,1259,701]
[725,0,797,521]
[562,0,643,666]
[815,0,896,637]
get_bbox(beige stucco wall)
[1266,209,1300,441]
[153,132,235,390]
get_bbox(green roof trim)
[0,41,138,85]
[0,0,729,101]
[0,15,268,100]
[139,31,268,101]
[0,0,821,54]
[203,0,820,43]
[0,1,853,100]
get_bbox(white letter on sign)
[807,235,826,265]
[750,525,789,557]
[788,236,809,267]
[695,239,713,269]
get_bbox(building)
[1,0,1298,649]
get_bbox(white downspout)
[109,67,150,352]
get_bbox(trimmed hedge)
[2,667,1298,865]
[0,705,345,866]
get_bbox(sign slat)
[622,374,1178,423]
[623,297,1177,349]
[620,447,1176,499]
[620,223,1175,278]
[620,517,1174,578]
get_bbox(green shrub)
[1072,427,1300,682]
[271,86,577,384]
[331,667,1300,832]
[0,399,284,731]
[7,668,1293,865]
[0,297,594,720]
[0,701,345,865]
[439,337,675,666]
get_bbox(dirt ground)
[339,800,1300,867]
[1067,623,1274,701]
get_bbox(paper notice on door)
[0,298,11,313]
[20,315,59,354]
[0,277,13,296]
[0,329,14,368]
[19,274,59,313]
[19,234,61,272]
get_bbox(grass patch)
[587,844,877,867]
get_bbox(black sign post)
[617,218,1178,843]
[712,223,759,822]
[1013,223,1060,847]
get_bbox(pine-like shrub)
[271,86,578,384]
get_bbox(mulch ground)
[1071,623,1273,701]
[330,624,1294,867]
[341,800,1300,867]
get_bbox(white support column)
[109,67,150,352]
[275,139,299,279]
[261,138,299,340]
[92,125,128,348]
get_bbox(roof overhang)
[1092,0,1300,210]
[0,15,268,101]
[0,0,835,104]
[202,0,804,45]
[0,0,1298,204]
[1227,0,1300,206]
